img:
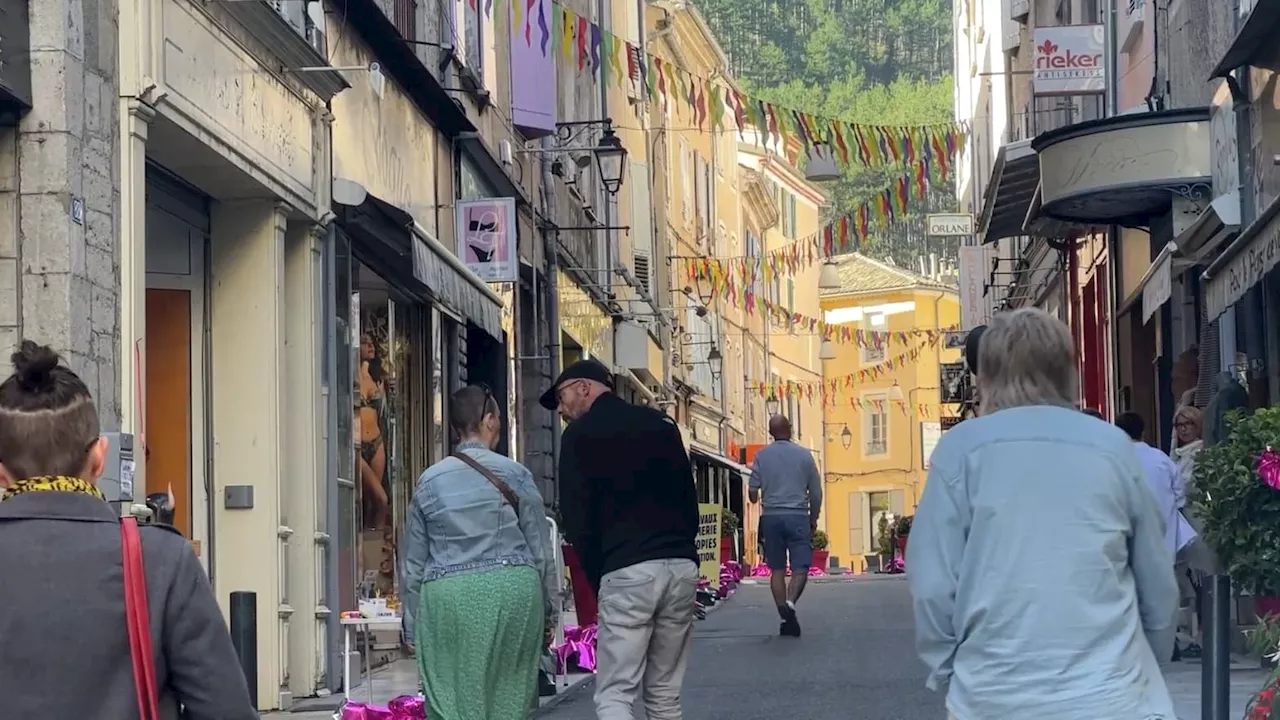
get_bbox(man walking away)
[1117,411,1195,661]
[541,359,700,720]
[749,414,822,637]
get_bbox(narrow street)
[537,577,945,720]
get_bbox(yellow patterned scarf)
[2,475,105,501]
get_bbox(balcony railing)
[865,439,887,455]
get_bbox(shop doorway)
[144,170,210,567]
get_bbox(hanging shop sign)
[1141,246,1173,324]
[958,244,992,330]
[1205,213,1280,321]
[457,197,518,283]
[1033,24,1105,96]
[926,213,975,237]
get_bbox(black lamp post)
[595,128,627,195]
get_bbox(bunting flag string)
[676,155,935,280]
[496,0,967,173]
[748,336,942,405]
[681,259,956,347]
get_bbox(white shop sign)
[926,213,975,236]
[1205,215,1280,321]
[1033,24,1105,96]
[1141,247,1172,324]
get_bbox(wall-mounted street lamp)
[840,424,853,450]
[595,128,628,196]
[818,259,841,289]
[766,394,780,416]
[707,345,723,380]
[819,338,837,361]
[888,380,905,402]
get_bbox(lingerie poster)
[457,197,518,283]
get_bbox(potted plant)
[811,529,829,571]
[893,515,912,551]
[874,515,894,571]
[1190,407,1280,611]
[720,509,740,563]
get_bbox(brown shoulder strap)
[454,451,521,515]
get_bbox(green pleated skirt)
[415,565,543,720]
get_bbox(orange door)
[145,288,192,538]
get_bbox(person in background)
[1116,413,1197,573]
[1171,404,1210,658]
[907,308,1179,720]
[401,385,555,720]
[542,359,699,720]
[0,340,257,719]
[749,414,822,637]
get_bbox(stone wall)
[1164,0,1238,109]
[1,0,122,428]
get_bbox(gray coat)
[0,490,257,720]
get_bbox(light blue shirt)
[1132,440,1197,555]
[906,405,1179,720]
[400,441,555,645]
[749,438,822,518]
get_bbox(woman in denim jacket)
[401,385,556,719]
[907,309,1179,720]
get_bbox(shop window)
[335,231,357,614]
[868,491,891,552]
[860,314,887,364]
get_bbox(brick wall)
[0,0,121,429]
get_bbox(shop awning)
[1174,192,1241,261]
[977,139,1038,244]
[1203,192,1280,321]
[1116,242,1180,324]
[334,187,504,341]
[1209,0,1280,79]
[690,443,752,477]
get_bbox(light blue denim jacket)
[400,441,555,645]
[906,406,1179,720]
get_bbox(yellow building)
[820,254,959,573]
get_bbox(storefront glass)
[335,232,357,614]
[346,261,437,602]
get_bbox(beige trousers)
[593,558,699,720]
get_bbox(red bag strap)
[122,517,161,720]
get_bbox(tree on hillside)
[695,0,959,269]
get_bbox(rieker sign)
[1033,25,1105,97]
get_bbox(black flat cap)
[964,325,986,375]
[539,358,614,410]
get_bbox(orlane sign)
[926,213,975,236]
[1033,24,1105,96]
[1205,215,1280,321]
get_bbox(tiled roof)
[821,252,957,296]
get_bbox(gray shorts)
[760,514,812,571]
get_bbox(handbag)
[122,516,162,720]
[453,451,520,514]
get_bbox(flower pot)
[812,549,829,571]
[720,536,735,564]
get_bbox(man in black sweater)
[541,359,699,720]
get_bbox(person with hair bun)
[0,341,256,719]
[400,384,555,720]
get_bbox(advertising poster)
[695,503,723,581]
[457,197,518,283]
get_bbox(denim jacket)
[906,405,1179,720]
[400,441,556,645]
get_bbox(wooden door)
[145,288,192,538]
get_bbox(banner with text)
[1033,24,1105,96]
[696,503,723,581]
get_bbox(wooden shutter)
[889,489,906,516]
[848,492,865,556]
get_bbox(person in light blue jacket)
[907,308,1179,720]
[401,384,556,720]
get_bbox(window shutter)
[848,492,865,556]
[889,489,905,516]
[630,162,653,296]
[1196,306,1219,408]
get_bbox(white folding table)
[341,616,403,703]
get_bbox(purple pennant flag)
[589,23,602,73]
[537,1,550,56]
[484,0,492,17]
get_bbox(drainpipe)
[542,138,563,508]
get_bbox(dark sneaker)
[779,604,801,637]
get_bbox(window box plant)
[1189,407,1280,602]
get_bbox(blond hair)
[1174,404,1203,437]
[977,308,1078,415]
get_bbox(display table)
[341,615,404,702]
